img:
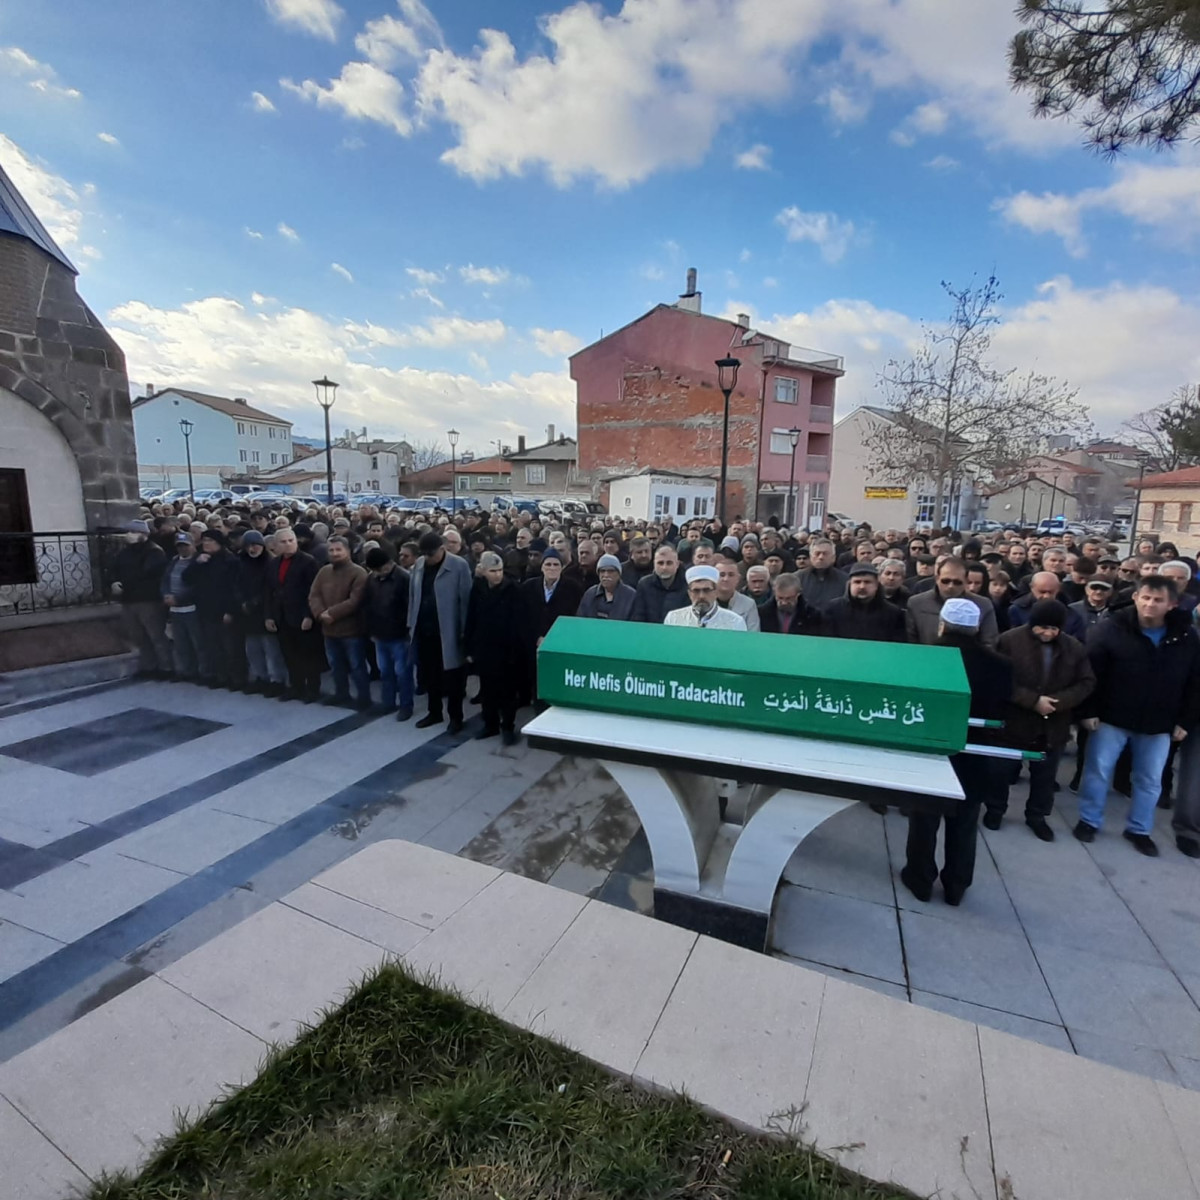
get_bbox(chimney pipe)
[686,267,697,295]
[736,313,750,328]
[547,424,555,443]
[518,434,526,453]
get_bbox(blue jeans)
[323,636,369,702]
[245,633,287,684]
[1078,722,1171,835]
[373,637,414,711]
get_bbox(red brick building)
[571,270,842,523]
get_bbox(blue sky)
[3,0,1200,454]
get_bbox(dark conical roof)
[0,155,76,273]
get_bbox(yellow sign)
[864,487,908,500]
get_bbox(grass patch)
[88,963,916,1200]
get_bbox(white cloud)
[331,262,353,282]
[735,143,771,170]
[251,292,269,305]
[819,84,869,126]
[763,276,778,287]
[282,61,411,135]
[776,205,858,263]
[355,2,442,68]
[405,266,444,285]
[106,293,569,444]
[0,133,83,249]
[277,221,300,241]
[264,0,343,40]
[996,160,1200,256]
[925,154,959,171]
[639,264,665,281]
[410,287,444,308]
[251,90,277,113]
[889,100,948,147]
[97,132,120,147]
[245,227,264,240]
[531,327,584,358]
[738,248,752,263]
[459,263,510,286]
[467,350,489,371]
[1,45,81,99]
[344,314,508,349]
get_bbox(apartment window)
[371,456,379,470]
[249,424,259,436]
[270,453,278,465]
[1152,502,1165,529]
[693,495,710,516]
[525,464,546,484]
[457,475,471,489]
[1180,503,1194,533]
[239,449,247,463]
[475,475,493,485]
[251,450,260,463]
[769,428,799,455]
[809,481,826,523]
[676,496,688,516]
[774,377,798,404]
[237,421,245,435]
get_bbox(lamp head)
[312,376,339,410]
[715,356,741,395]
[179,418,193,437]
[789,426,801,449]
[447,428,460,448]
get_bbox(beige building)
[1132,466,1200,555]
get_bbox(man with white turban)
[664,565,748,630]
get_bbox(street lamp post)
[1129,456,1148,549]
[786,426,802,527]
[714,356,741,524]
[1049,470,1061,526]
[448,428,460,511]
[312,376,339,504]
[179,418,194,502]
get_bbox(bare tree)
[863,275,1091,524]
[408,439,451,473]
[1120,384,1200,470]
[1011,0,1200,153]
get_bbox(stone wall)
[0,232,138,531]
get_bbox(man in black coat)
[519,549,583,707]
[797,539,848,610]
[620,537,654,589]
[111,520,173,677]
[759,573,822,635]
[264,525,323,701]
[362,546,412,719]
[1075,575,1200,856]
[630,544,688,624]
[821,564,907,642]
[467,551,524,742]
[902,597,1013,906]
[183,529,244,689]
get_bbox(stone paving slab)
[0,1093,89,1200]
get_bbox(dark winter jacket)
[759,596,823,635]
[620,559,654,590]
[880,585,911,610]
[160,554,196,611]
[821,594,907,642]
[466,576,524,672]
[265,551,320,628]
[796,565,848,611]
[577,582,637,621]
[905,589,999,648]
[235,550,274,630]
[520,576,585,644]
[997,625,1095,750]
[362,564,410,641]
[183,548,239,620]
[113,540,167,604]
[940,633,1014,750]
[1079,605,1200,735]
[1008,591,1087,641]
[1067,599,1110,639]
[631,571,688,624]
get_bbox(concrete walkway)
[3,839,1198,1200]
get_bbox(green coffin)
[537,618,970,754]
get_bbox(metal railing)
[0,530,125,618]
[809,405,833,425]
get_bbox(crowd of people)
[113,495,1200,903]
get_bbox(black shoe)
[1073,820,1097,843]
[899,866,932,903]
[475,726,500,740]
[1026,818,1055,842]
[243,680,262,695]
[1157,791,1174,810]
[415,712,443,729]
[396,707,414,723]
[943,886,965,907]
[1123,831,1159,857]
[982,811,1003,831]
[278,688,296,702]
[1177,837,1200,859]
[263,682,283,697]
[502,729,518,746]
[1067,776,1081,794]
[447,719,465,735]
[353,697,372,711]
[302,691,319,704]
[321,694,350,707]
[469,692,482,705]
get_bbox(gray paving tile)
[771,885,905,985]
[0,1092,91,1198]
[1167,1053,1200,1091]
[781,810,894,906]
[1035,941,1200,1058]
[912,989,1073,1052]
[109,805,275,874]
[206,764,348,825]
[1156,1081,1200,1194]
[775,955,908,1002]
[900,905,1058,1021]
[0,920,64,985]
[547,858,610,897]
[1068,1029,1181,1085]
[280,882,429,956]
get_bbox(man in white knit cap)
[664,565,748,630]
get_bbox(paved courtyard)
[1,675,1198,1095]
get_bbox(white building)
[132,389,294,490]
[607,471,716,523]
[262,445,400,496]
[829,406,977,530]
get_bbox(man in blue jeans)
[1075,575,1200,856]
[362,547,413,721]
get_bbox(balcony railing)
[0,530,125,619]
[809,404,833,425]
[806,454,830,474]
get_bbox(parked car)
[583,501,607,516]
[972,520,1003,533]
[238,491,290,506]
[307,493,347,506]
[192,489,236,505]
